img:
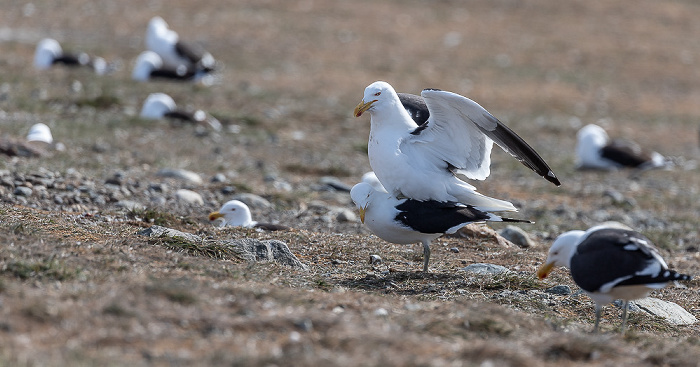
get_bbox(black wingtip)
[546,171,561,186]
[500,218,534,224]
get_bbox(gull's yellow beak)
[208,211,224,221]
[358,206,366,224]
[536,261,555,280]
[354,99,377,117]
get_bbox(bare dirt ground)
[2,0,700,365]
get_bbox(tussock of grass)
[283,163,351,177]
[3,259,80,281]
[128,208,177,226]
[74,94,121,109]
[152,236,245,261]
[146,283,198,305]
[466,317,515,336]
[102,303,135,317]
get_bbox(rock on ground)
[175,189,204,205]
[461,263,510,275]
[632,297,697,326]
[137,225,307,270]
[156,168,203,185]
[499,225,535,248]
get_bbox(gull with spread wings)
[354,81,560,212]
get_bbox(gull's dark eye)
[374,92,381,96]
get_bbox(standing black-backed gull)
[354,81,560,213]
[209,200,288,231]
[140,93,221,130]
[34,38,106,74]
[576,124,668,170]
[537,224,692,332]
[146,16,217,75]
[351,182,530,272]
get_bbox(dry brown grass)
[2,0,700,365]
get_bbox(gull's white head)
[208,200,255,227]
[140,93,176,119]
[132,51,163,81]
[350,182,376,223]
[26,123,53,144]
[354,81,401,118]
[34,38,63,70]
[537,230,586,279]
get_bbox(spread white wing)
[405,89,560,185]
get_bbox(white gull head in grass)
[576,124,668,170]
[209,200,256,228]
[537,224,692,332]
[209,200,288,231]
[354,81,560,213]
[350,182,531,273]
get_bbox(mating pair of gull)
[351,81,560,272]
[133,17,218,82]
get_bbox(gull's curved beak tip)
[354,99,376,118]
[359,206,366,224]
[536,261,555,280]
[208,211,224,221]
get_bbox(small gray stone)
[613,300,641,312]
[369,255,382,265]
[156,168,203,185]
[319,176,352,192]
[499,225,534,248]
[544,285,572,295]
[116,200,145,211]
[211,173,227,183]
[150,196,167,206]
[603,189,625,204]
[273,180,292,192]
[148,183,168,193]
[461,263,510,275]
[233,193,272,209]
[335,209,357,222]
[13,186,32,196]
[449,247,460,253]
[175,189,204,205]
